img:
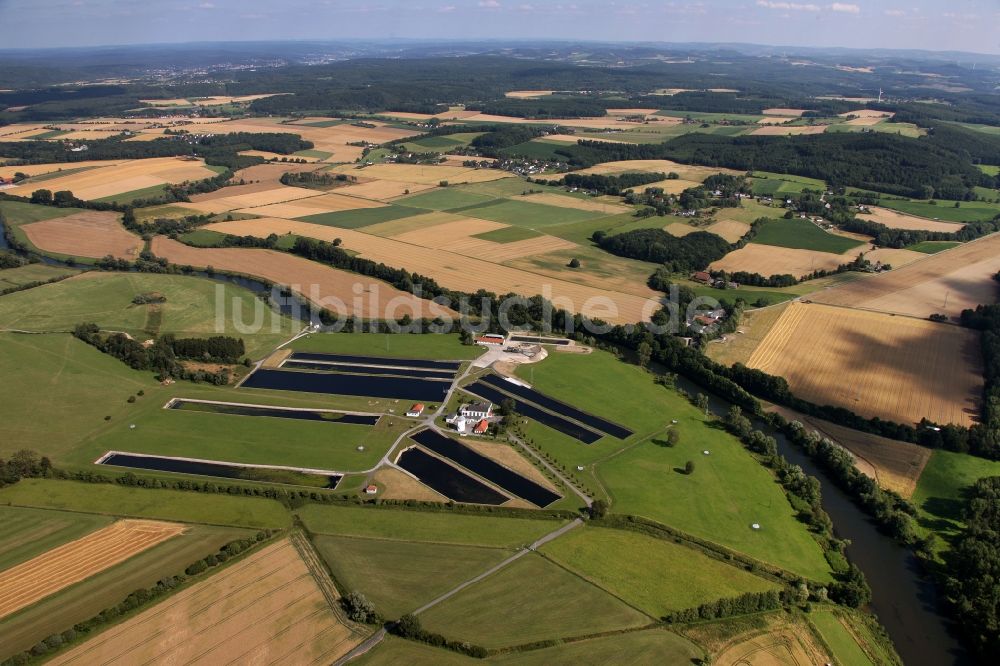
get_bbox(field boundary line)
[290,530,369,638]
[533,550,658,621]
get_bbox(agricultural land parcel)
[48,539,368,665]
[748,302,981,426]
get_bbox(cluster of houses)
[445,401,495,435]
[691,271,739,290]
[687,308,728,335]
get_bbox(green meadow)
[541,526,780,615]
[0,505,112,571]
[420,553,650,648]
[751,218,863,253]
[314,534,510,618]
[298,503,560,547]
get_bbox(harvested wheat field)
[363,211,470,238]
[4,157,218,201]
[151,237,448,319]
[23,211,143,259]
[0,520,183,620]
[392,216,507,246]
[332,163,513,186]
[762,108,809,116]
[235,193,386,219]
[751,125,829,136]
[441,234,578,262]
[371,468,446,502]
[338,179,437,201]
[706,302,790,367]
[185,184,321,213]
[712,621,829,666]
[864,247,927,268]
[504,90,555,98]
[748,302,982,426]
[231,162,319,185]
[813,232,1000,319]
[858,206,964,232]
[0,160,126,180]
[573,159,740,182]
[844,116,889,126]
[48,539,367,666]
[710,244,851,277]
[201,219,660,323]
[522,192,631,214]
[539,134,630,145]
[670,218,751,242]
[768,405,931,498]
[636,178,703,194]
[839,109,894,119]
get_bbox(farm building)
[691,271,712,284]
[446,414,470,433]
[460,402,493,419]
[364,484,378,495]
[473,419,489,435]
[476,333,506,346]
[406,403,425,417]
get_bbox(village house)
[405,403,425,418]
[691,271,712,284]
[460,401,493,419]
[476,333,506,346]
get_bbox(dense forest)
[944,476,1000,661]
[594,227,731,273]
[563,132,990,199]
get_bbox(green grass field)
[513,351,832,580]
[298,503,562,547]
[810,610,876,666]
[0,505,111,572]
[906,241,961,254]
[751,219,863,253]
[314,534,510,618]
[749,171,827,196]
[290,331,483,360]
[94,184,169,205]
[0,522,253,658]
[978,164,1000,177]
[420,553,650,648]
[0,272,295,356]
[912,450,1000,546]
[878,198,1000,223]
[356,629,701,665]
[541,526,779,616]
[0,263,80,291]
[0,478,291,528]
[0,200,82,226]
[461,199,609,228]
[83,404,405,472]
[396,188,497,211]
[299,205,427,228]
[472,226,542,243]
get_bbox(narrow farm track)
[0,520,183,619]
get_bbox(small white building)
[406,403,425,418]
[446,414,470,434]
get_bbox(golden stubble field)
[4,157,218,200]
[813,232,1000,319]
[0,520,184,620]
[151,236,450,320]
[710,244,854,276]
[747,302,982,426]
[22,211,143,259]
[858,206,965,232]
[200,219,660,323]
[48,539,367,666]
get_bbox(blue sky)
[0,1,996,55]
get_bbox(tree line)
[561,171,666,195]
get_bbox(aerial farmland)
[1,27,999,666]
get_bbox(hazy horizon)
[0,0,997,56]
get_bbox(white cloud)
[830,3,860,13]
[197,1,215,8]
[436,4,456,12]
[756,1,820,12]
[478,0,501,7]
[883,9,905,17]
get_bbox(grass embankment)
[516,350,833,581]
[290,331,484,360]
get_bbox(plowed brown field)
[22,211,142,259]
[748,302,981,426]
[48,539,366,666]
[151,236,451,320]
[0,520,183,619]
